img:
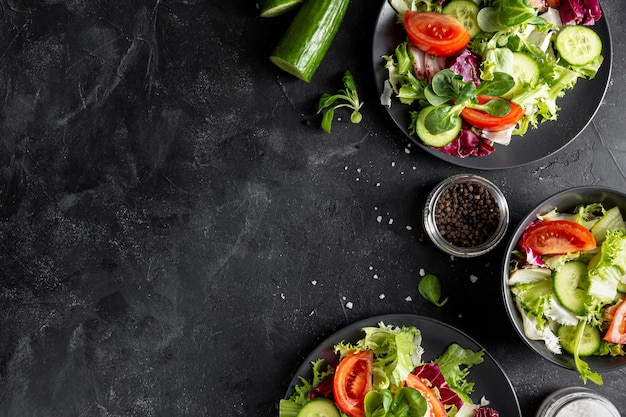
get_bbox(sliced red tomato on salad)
[404,11,470,57]
[405,373,447,417]
[520,219,596,255]
[333,350,373,417]
[604,299,626,344]
[460,95,525,132]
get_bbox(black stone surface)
[1,1,625,416]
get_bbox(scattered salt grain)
[405,296,413,302]
[373,274,379,280]
[369,265,374,271]
[376,182,381,187]
[379,294,386,300]
[419,268,425,276]
[280,293,285,299]
[357,168,362,173]
[470,275,478,283]
[311,280,317,286]
[377,215,383,223]
[391,161,396,167]
[346,301,353,309]
[388,218,394,225]
[405,148,411,154]
[406,226,413,231]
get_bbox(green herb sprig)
[317,70,363,133]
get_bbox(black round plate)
[285,314,522,417]
[372,3,612,169]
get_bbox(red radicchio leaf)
[309,377,334,400]
[435,126,495,158]
[447,49,481,87]
[559,0,602,26]
[413,363,464,410]
[475,407,500,417]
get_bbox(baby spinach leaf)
[477,72,515,97]
[419,274,448,307]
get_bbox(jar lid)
[536,387,620,417]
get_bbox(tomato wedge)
[333,350,373,417]
[404,11,470,57]
[460,95,524,131]
[605,299,626,344]
[520,220,596,255]
[405,373,447,417]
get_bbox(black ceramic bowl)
[502,186,626,372]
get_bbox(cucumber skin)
[270,0,350,82]
[259,0,303,18]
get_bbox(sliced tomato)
[520,220,596,255]
[405,373,447,417]
[333,350,373,417]
[404,11,470,57]
[605,299,626,344]
[460,95,524,131]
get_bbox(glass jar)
[423,174,509,258]
[536,387,620,417]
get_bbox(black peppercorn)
[433,182,500,247]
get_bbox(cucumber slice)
[590,206,626,244]
[557,322,601,357]
[442,0,480,38]
[504,52,540,100]
[555,25,602,66]
[414,106,462,147]
[259,0,302,17]
[553,261,589,315]
[269,0,350,82]
[296,398,340,417]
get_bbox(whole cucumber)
[270,0,350,82]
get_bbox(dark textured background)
[1,1,625,416]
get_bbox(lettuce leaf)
[434,343,485,400]
[335,323,424,389]
[586,229,626,305]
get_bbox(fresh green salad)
[380,0,604,158]
[279,322,500,417]
[508,203,626,385]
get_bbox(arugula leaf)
[317,70,364,133]
[418,274,449,307]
